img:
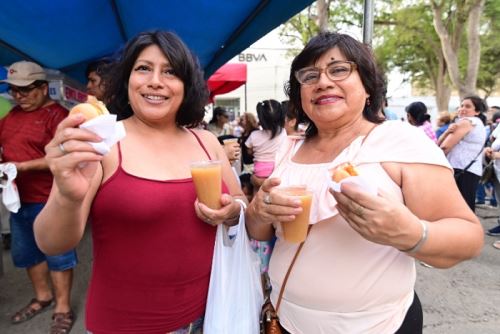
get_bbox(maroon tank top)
[86,130,223,333]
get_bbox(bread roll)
[331,163,358,182]
[69,96,109,121]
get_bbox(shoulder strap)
[463,135,489,172]
[275,226,311,314]
[187,128,212,160]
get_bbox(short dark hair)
[405,101,430,126]
[104,31,209,126]
[85,58,113,78]
[285,32,385,138]
[209,106,229,124]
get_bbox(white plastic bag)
[203,206,264,334]
[0,163,20,213]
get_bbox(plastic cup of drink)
[276,186,313,243]
[222,138,239,146]
[190,160,222,209]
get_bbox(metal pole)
[363,0,374,45]
[244,83,248,112]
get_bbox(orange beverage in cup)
[277,186,313,243]
[190,160,222,209]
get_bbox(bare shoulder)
[189,128,220,146]
[188,128,224,157]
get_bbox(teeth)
[144,95,166,100]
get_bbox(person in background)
[0,61,76,333]
[439,95,487,211]
[245,100,286,274]
[475,110,500,208]
[245,31,483,334]
[207,106,231,137]
[239,112,260,174]
[85,58,111,101]
[246,99,287,190]
[435,111,452,140]
[34,31,245,334]
[282,100,301,136]
[382,97,399,120]
[405,101,437,143]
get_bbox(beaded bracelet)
[401,220,428,254]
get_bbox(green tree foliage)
[477,0,500,97]
[280,0,498,109]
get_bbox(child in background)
[245,99,287,190]
[245,99,286,273]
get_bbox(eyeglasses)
[295,61,357,85]
[8,83,42,97]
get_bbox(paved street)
[0,206,499,333]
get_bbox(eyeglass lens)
[296,61,354,85]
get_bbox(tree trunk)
[316,0,331,32]
[464,0,485,96]
[434,53,452,112]
[431,0,485,100]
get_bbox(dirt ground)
[0,206,499,333]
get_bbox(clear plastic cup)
[190,160,222,209]
[275,186,313,243]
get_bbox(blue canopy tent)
[0,0,314,84]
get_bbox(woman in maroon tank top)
[34,31,247,334]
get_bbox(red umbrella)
[207,63,247,102]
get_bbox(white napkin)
[0,163,20,213]
[327,172,378,195]
[79,114,126,155]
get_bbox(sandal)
[11,298,53,324]
[493,240,500,250]
[50,310,75,334]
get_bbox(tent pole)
[362,0,374,45]
[244,83,248,113]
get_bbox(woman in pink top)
[246,32,483,334]
[33,31,246,333]
[405,101,438,143]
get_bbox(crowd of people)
[0,28,495,334]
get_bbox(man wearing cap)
[0,61,76,333]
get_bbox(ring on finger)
[353,205,364,218]
[263,193,272,205]
[58,143,67,154]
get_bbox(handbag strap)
[463,136,489,173]
[274,226,311,314]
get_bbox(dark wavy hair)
[256,99,285,139]
[405,101,431,126]
[285,32,385,138]
[104,31,209,126]
[463,95,488,125]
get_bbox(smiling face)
[128,44,184,123]
[299,47,369,130]
[458,98,479,118]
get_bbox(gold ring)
[353,205,364,218]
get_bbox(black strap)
[462,135,489,173]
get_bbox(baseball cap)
[0,61,46,87]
